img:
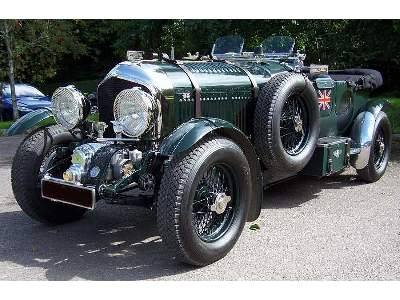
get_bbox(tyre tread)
[157,137,242,266]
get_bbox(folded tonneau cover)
[328,69,383,90]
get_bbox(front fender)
[6,108,55,136]
[160,117,262,222]
[159,118,231,155]
[350,98,389,169]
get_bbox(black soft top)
[328,69,383,90]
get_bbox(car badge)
[333,149,342,158]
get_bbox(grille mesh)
[183,62,244,75]
[97,77,148,137]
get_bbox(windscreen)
[261,36,295,56]
[212,35,244,56]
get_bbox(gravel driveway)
[0,135,399,280]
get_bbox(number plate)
[41,178,95,210]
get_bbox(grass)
[0,113,99,136]
[386,97,400,134]
[0,120,14,130]
[87,113,99,122]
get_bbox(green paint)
[159,117,244,156]
[386,97,400,133]
[302,137,351,177]
[6,109,55,136]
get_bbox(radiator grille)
[97,77,149,137]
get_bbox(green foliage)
[249,223,260,231]
[0,120,14,129]
[40,79,99,95]
[0,20,86,84]
[386,97,400,133]
[1,20,400,91]
[87,113,99,122]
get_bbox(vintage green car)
[8,36,392,266]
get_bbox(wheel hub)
[293,115,304,133]
[210,193,231,214]
[378,140,385,156]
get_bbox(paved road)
[0,135,399,280]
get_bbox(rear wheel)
[11,125,87,224]
[157,137,251,266]
[357,112,392,183]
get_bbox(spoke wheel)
[280,96,309,155]
[357,111,392,183]
[373,128,386,169]
[11,125,87,225]
[192,164,236,242]
[254,72,320,175]
[157,137,251,266]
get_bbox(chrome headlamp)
[52,85,90,130]
[113,88,154,137]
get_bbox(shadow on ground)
[262,174,360,209]
[0,174,370,280]
[0,137,398,280]
[264,141,399,209]
[0,206,196,280]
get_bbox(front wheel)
[357,111,392,183]
[157,137,251,266]
[11,125,87,224]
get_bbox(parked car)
[0,83,51,120]
[8,35,391,266]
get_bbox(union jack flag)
[318,89,331,111]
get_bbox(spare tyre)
[254,72,320,176]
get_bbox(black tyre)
[157,137,251,266]
[357,111,392,183]
[11,125,87,225]
[254,72,320,174]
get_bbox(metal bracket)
[225,61,259,98]
[175,63,202,117]
[327,145,333,175]
[344,139,351,167]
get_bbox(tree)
[0,20,86,120]
[0,20,19,120]
[1,20,399,95]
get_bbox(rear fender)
[6,108,54,136]
[350,98,389,169]
[160,117,262,222]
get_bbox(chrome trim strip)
[41,177,96,210]
[96,137,139,142]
